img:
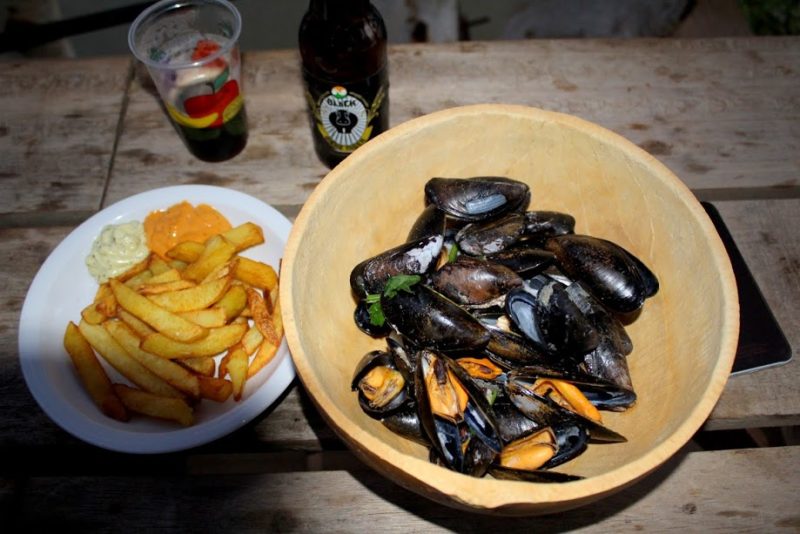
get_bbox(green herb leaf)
[367,300,385,326]
[447,243,459,263]
[365,293,381,304]
[383,274,421,298]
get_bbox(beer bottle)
[299,0,389,168]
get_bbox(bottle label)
[304,69,387,153]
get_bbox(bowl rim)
[281,103,740,512]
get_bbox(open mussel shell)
[455,211,527,256]
[415,350,502,475]
[580,339,637,410]
[382,284,491,354]
[545,234,659,314]
[381,402,429,446]
[506,374,627,443]
[351,350,411,419]
[511,365,635,412]
[350,234,443,297]
[424,176,531,222]
[505,276,601,358]
[428,256,523,308]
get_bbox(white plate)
[18,185,295,454]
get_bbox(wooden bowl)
[281,104,739,515]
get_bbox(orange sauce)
[144,201,232,259]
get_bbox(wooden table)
[2,37,799,530]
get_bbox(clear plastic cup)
[128,0,248,162]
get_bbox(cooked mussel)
[351,350,410,419]
[407,204,446,242]
[455,212,527,256]
[486,246,555,277]
[425,176,530,222]
[524,211,576,241]
[545,234,659,314]
[428,256,523,308]
[350,235,443,297]
[381,284,491,354]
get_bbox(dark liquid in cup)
[175,106,248,162]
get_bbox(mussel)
[428,256,523,308]
[455,212,527,256]
[425,176,530,222]
[350,234,443,297]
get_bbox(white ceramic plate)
[18,185,295,454]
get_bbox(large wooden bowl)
[281,104,739,515]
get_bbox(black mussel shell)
[524,211,576,241]
[484,325,565,370]
[546,234,658,314]
[351,350,410,419]
[407,204,447,242]
[382,284,491,354]
[489,466,584,483]
[455,212,527,256]
[382,402,429,446]
[350,235,444,298]
[565,282,633,356]
[486,246,555,277]
[505,277,600,358]
[354,300,392,338]
[544,421,589,469]
[428,256,523,308]
[579,339,637,410]
[492,395,542,444]
[425,177,530,222]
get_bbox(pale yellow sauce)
[85,221,149,283]
[144,201,232,259]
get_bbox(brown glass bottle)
[299,0,389,168]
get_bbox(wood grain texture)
[708,199,800,429]
[0,58,130,215]
[2,446,798,531]
[103,37,800,209]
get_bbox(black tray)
[702,202,791,375]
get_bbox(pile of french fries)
[63,221,283,427]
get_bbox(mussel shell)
[353,300,392,338]
[579,339,637,410]
[455,212,527,256]
[407,204,446,242]
[486,246,555,277]
[524,211,576,241]
[544,421,589,469]
[489,466,584,483]
[382,284,491,354]
[382,402,429,446]
[565,282,633,356]
[505,278,601,358]
[484,325,565,370]
[425,176,531,222]
[351,350,410,419]
[545,234,657,314]
[506,375,626,443]
[428,256,523,307]
[350,235,444,297]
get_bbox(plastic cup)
[128,0,248,162]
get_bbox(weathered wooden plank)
[2,446,798,531]
[104,37,800,208]
[708,198,800,429]
[0,58,130,216]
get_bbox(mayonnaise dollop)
[85,221,149,283]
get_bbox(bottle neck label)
[304,67,388,154]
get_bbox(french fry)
[138,279,196,295]
[63,322,129,421]
[182,235,236,282]
[139,268,183,286]
[198,375,233,402]
[220,344,249,400]
[178,307,227,328]
[180,357,216,377]
[93,283,117,318]
[113,384,194,426]
[115,256,150,282]
[234,257,278,292]
[221,222,264,251]
[141,322,248,359]
[215,285,248,321]
[166,241,204,263]
[148,254,172,275]
[146,275,230,313]
[246,287,279,345]
[78,319,182,399]
[110,279,208,342]
[248,338,279,379]
[105,320,200,399]
[123,269,153,288]
[81,284,112,325]
[117,308,155,338]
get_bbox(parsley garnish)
[366,274,422,326]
